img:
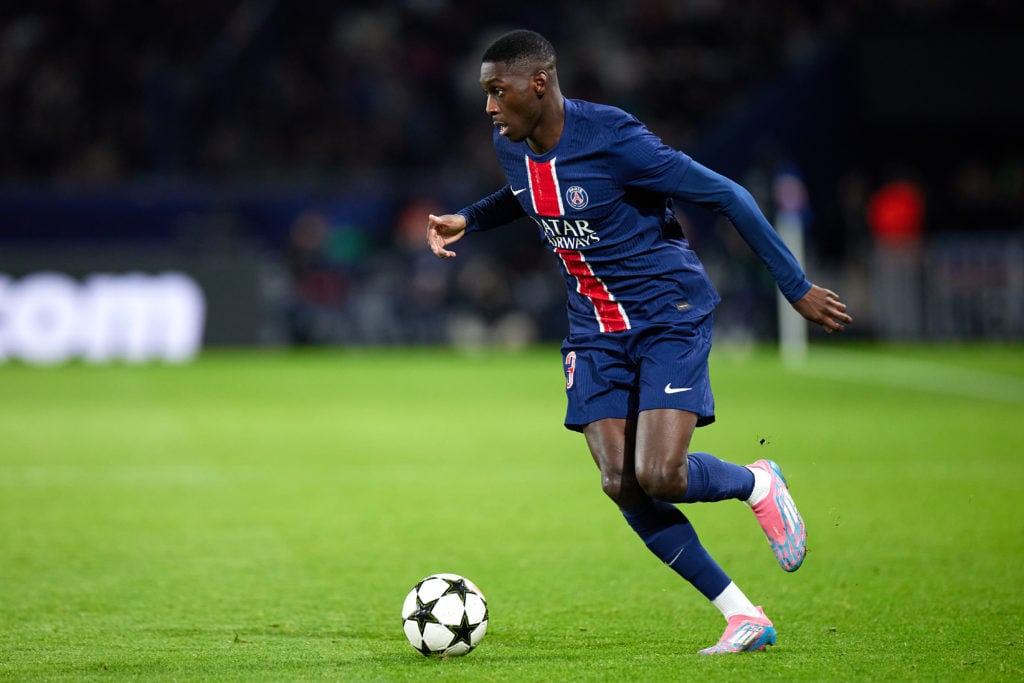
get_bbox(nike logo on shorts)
[664,384,693,394]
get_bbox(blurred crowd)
[0,0,836,187]
[2,1,1016,187]
[1,0,1022,344]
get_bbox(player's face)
[479,61,543,143]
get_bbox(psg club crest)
[565,185,589,210]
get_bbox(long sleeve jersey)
[458,97,811,337]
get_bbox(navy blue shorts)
[561,316,716,432]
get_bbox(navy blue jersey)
[460,98,811,338]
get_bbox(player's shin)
[620,498,730,601]
[681,452,756,503]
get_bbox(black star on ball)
[442,578,470,600]
[407,596,439,634]
[446,611,475,650]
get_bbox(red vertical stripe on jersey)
[555,249,630,333]
[526,157,563,216]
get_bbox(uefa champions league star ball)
[401,573,488,657]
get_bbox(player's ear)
[532,70,548,97]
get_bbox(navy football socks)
[621,498,731,601]
[681,451,755,503]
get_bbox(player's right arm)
[427,185,526,258]
[427,213,467,258]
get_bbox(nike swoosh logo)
[512,187,528,196]
[664,384,693,394]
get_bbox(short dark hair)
[481,29,556,71]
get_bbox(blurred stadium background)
[1,0,1022,363]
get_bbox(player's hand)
[792,284,853,333]
[427,213,468,258]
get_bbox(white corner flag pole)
[776,209,808,365]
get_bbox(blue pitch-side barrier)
[1,185,1020,356]
[0,184,395,248]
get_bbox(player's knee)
[635,458,688,501]
[600,468,627,503]
[599,467,644,507]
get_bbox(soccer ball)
[401,573,488,657]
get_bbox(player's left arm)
[672,161,852,332]
[608,118,851,331]
[791,284,852,334]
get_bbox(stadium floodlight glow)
[0,271,206,365]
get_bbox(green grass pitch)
[1,343,1022,681]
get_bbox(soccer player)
[426,29,852,654]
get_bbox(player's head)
[481,29,556,74]
[479,30,560,146]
